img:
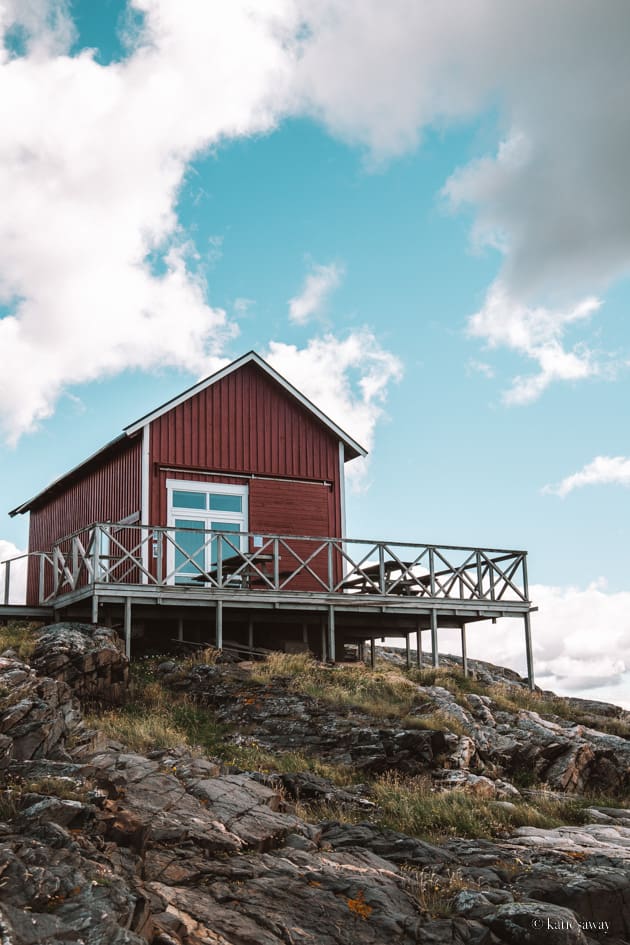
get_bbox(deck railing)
[2,523,529,607]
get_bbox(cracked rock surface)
[1,626,629,944]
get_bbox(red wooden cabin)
[12,352,366,606]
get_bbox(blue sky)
[1,1,630,705]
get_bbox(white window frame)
[165,480,249,584]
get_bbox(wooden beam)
[321,616,327,662]
[248,617,254,652]
[124,596,132,659]
[430,608,439,668]
[327,604,336,662]
[405,634,411,669]
[416,626,422,668]
[460,623,468,677]
[91,593,99,625]
[177,617,184,642]
[216,600,223,650]
[370,637,375,669]
[524,611,535,690]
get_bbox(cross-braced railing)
[10,523,530,607]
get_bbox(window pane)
[209,493,242,513]
[210,521,241,565]
[173,490,206,509]
[174,519,206,581]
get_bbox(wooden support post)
[524,611,535,691]
[405,634,411,669]
[430,609,439,668]
[177,617,184,642]
[370,637,375,669]
[416,626,422,668]
[124,597,132,659]
[248,618,254,653]
[91,593,99,625]
[461,623,468,677]
[320,617,327,662]
[216,600,223,650]
[327,605,335,663]
[302,623,309,644]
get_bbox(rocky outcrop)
[31,622,129,705]
[2,631,630,944]
[163,660,630,797]
[0,656,82,768]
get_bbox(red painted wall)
[149,362,344,587]
[26,436,142,603]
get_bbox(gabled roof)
[10,351,367,516]
[123,351,367,459]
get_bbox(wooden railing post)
[38,554,45,605]
[91,526,100,586]
[429,547,436,597]
[216,530,223,588]
[476,550,483,600]
[273,538,279,588]
[378,544,385,594]
[327,541,334,592]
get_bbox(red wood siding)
[26,436,142,603]
[148,362,344,589]
[249,478,334,590]
[149,362,342,538]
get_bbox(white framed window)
[165,480,248,584]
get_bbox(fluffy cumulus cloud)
[2,0,630,442]
[544,456,630,499]
[427,581,630,709]
[293,0,630,399]
[0,539,26,604]
[467,284,601,405]
[288,261,344,324]
[0,0,297,443]
[266,333,403,486]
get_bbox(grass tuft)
[0,620,42,662]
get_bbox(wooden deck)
[1,524,536,687]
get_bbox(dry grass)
[403,867,480,917]
[0,620,42,662]
[253,652,424,719]
[370,773,595,842]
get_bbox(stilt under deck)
[1,525,536,688]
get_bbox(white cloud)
[3,0,630,443]
[0,539,27,604]
[435,580,630,709]
[467,282,601,404]
[265,332,403,486]
[293,0,630,395]
[288,261,344,324]
[544,456,630,499]
[0,0,296,443]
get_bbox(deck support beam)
[320,617,327,662]
[430,609,439,668]
[370,637,375,669]
[405,634,411,669]
[460,623,468,677]
[524,612,535,691]
[216,600,223,650]
[91,594,99,625]
[416,626,422,668]
[327,605,335,662]
[248,618,254,654]
[124,596,132,659]
[177,617,184,642]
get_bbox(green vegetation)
[0,620,41,661]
